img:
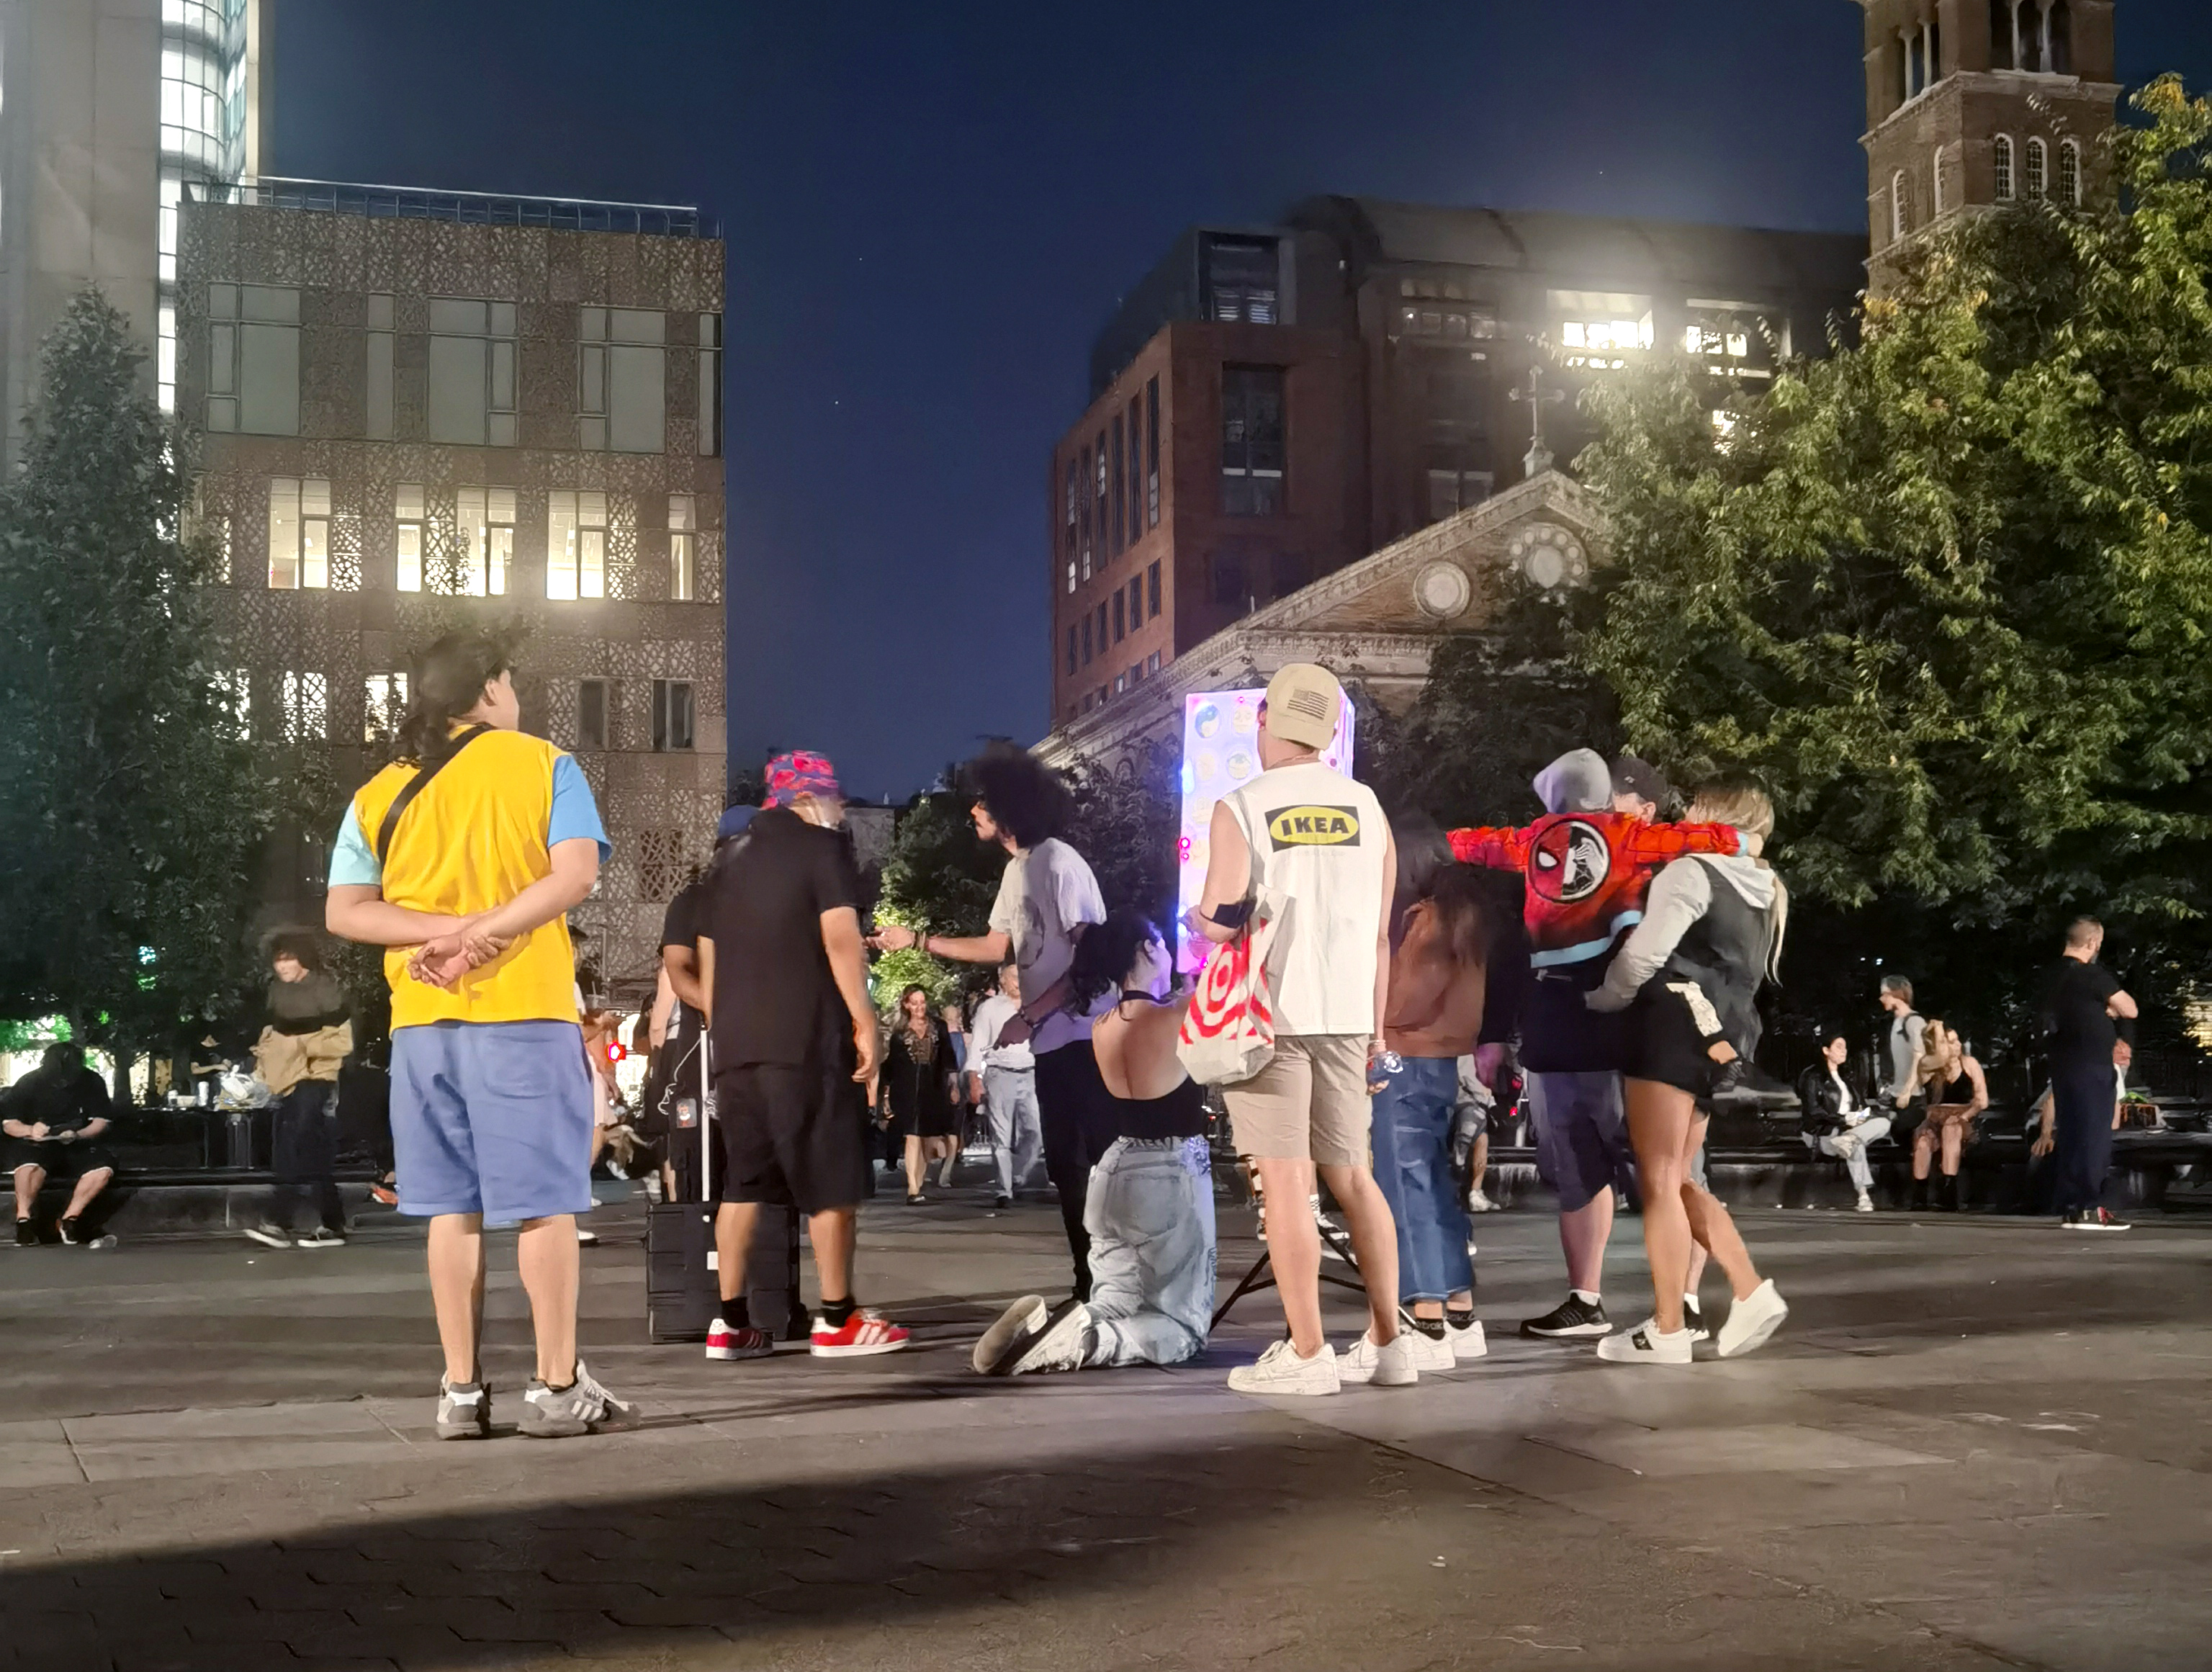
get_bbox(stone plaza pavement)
[1,1182,2208,1671]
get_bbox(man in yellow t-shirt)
[326,631,631,1442]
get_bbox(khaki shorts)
[1224,1034,1373,1167]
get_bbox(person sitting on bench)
[974,911,1215,1375]
[6,1043,118,1246]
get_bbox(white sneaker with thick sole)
[1717,1279,1789,1358]
[1228,1339,1340,1396]
[1338,1329,1419,1387]
[1467,1188,1498,1213]
[1398,1322,1455,1373]
[1446,1316,1488,1361]
[1596,1321,1694,1365]
[1855,1192,1875,1213]
[1007,1300,1092,1375]
[973,1295,1047,1375]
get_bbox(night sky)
[276,1,2212,801]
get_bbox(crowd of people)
[1,630,2157,1435]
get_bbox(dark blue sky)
[278,1,2212,800]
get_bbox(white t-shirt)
[967,991,1035,1074]
[1223,760,1388,1037]
[988,837,1107,1056]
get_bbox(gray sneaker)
[436,1376,490,1441]
[519,1360,636,1439]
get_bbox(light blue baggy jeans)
[983,1066,1045,1198]
[1082,1136,1217,1367]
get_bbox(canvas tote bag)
[1177,792,1288,1086]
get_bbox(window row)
[1066,375,1162,592]
[1069,562,1162,674]
[205,287,724,457]
[1990,1,2072,76]
[265,478,703,601]
[1992,134,2081,205]
[228,667,696,754]
[1074,651,1162,718]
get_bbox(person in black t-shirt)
[2036,916,2139,1231]
[696,752,906,1360]
[4,1043,118,1246]
[650,813,742,1203]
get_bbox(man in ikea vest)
[326,631,633,1441]
[1190,662,1410,1396]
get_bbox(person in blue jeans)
[973,912,1215,1375]
[1370,860,1493,1370]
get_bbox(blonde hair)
[1686,779,1787,979]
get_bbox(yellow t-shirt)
[331,729,608,1030]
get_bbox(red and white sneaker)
[705,1321,774,1361]
[809,1310,910,1358]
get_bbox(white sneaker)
[1596,1321,1694,1364]
[1855,1192,1875,1213]
[1397,1319,1455,1372]
[1445,1316,1488,1361]
[1717,1279,1789,1358]
[1228,1339,1341,1396]
[1338,1329,1419,1387]
[1467,1188,1498,1213]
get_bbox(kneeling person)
[976,912,1215,1375]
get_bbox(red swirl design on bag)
[1180,937,1271,1043]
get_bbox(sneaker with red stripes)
[809,1309,909,1358]
[705,1320,774,1361]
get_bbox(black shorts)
[714,1064,867,1215]
[1622,983,1724,1101]
[6,1138,117,1180]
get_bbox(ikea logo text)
[1267,805,1362,849]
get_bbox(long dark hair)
[397,630,513,766]
[963,740,1073,849]
[1068,910,1161,1013]
[1408,863,1490,970]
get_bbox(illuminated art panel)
[1175,686,1357,970]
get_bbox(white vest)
[1223,760,1388,1037]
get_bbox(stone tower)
[1853,1,2120,287]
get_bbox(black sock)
[1445,1306,1475,1329]
[718,1296,750,1331]
[1411,1316,1447,1340]
[820,1295,856,1327]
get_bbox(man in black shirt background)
[4,1043,118,1245]
[697,752,904,1359]
[650,807,750,1202]
[2038,917,2139,1232]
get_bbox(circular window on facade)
[1505,523,1589,593]
[1414,560,1473,620]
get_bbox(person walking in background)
[1587,781,1789,1365]
[325,631,632,1439]
[1909,1020,1988,1212]
[881,984,962,1203]
[1191,663,1408,1397]
[696,752,905,1359]
[968,960,1042,1209]
[1371,850,1492,1370]
[1878,976,1927,1137]
[246,933,354,1250]
[871,743,1107,1298]
[974,912,1215,1376]
[938,999,971,1188]
[1796,1031,1890,1213]
[2038,918,2138,1232]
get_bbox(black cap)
[1611,756,1673,812]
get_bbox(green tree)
[1062,747,1180,926]
[1567,78,2212,1046]
[871,788,1004,1010]
[0,290,277,1057]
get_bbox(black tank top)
[1106,1076,1208,1141]
[1936,1063,1975,1106]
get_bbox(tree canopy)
[1565,78,2212,1045]
[0,290,276,1051]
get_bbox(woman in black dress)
[882,985,961,1203]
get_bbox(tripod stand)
[1211,1205,1368,1329]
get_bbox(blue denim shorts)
[390,1020,595,1223]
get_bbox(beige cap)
[1262,662,1343,750]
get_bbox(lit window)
[1553,292,1653,369]
[2026,138,2048,199]
[1205,235,1280,323]
[1892,171,1910,243]
[266,477,330,590]
[279,670,327,743]
[364,672,408,743]
[547,490,608,600]
[1711,410,1739,444]
[1147,651,1161,675]
[2059,139,2081,206]
[456,487,515,596]
[395,485,425,593]
[668,493,697,601]
[1994,135,2015,202]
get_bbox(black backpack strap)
[374,724,492,866]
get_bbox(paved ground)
[2,1174,2208,1671]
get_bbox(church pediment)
[1243,470,1608,637]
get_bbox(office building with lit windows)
[0,0,270,460]
[176,180,728,996]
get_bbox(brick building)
[1047,206,1863,736]
[176,179,727,1000]
[1856,0,2118,287]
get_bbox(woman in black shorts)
[1587,781,1790,1365]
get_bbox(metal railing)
[186,176,716,238]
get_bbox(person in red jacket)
[1449,750,1739,1343]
